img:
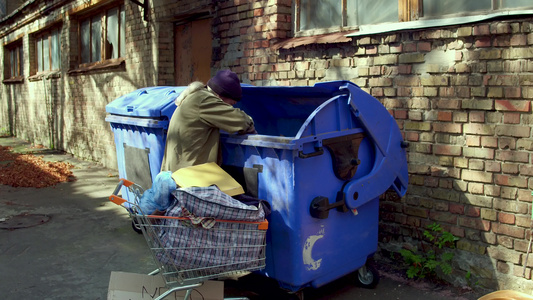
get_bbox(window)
[422,0,533,18]
[4,40,23,80]
[78,4,125,66]
[35,27,61,73]
[294,0,533,36]
[295,0,400,34]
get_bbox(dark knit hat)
[207,69,242,101]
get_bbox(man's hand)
[238,125,257,135]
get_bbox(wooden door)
[174,18,212,85]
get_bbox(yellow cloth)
[171,162,244,196]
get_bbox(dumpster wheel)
[355,263,380,289]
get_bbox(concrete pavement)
[0,136,487,300]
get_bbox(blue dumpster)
[105,86,184,204]
[220,81,409,291]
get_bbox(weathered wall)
[0,0,163,168]
[1,0,533,292]
[211,0,533,292]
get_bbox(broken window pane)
[120,5,125,58]
[106,7,118,59]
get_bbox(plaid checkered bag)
[156,186,267,279]
[169,186,266,221]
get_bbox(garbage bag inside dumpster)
[220,80,409,291]
[105,86,184,204]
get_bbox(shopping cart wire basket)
[110,178,268,300]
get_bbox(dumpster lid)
[106,86,185,119]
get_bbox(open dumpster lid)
[105,86,185,120]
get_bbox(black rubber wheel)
[131,220,143,234]
[354,263,380,289]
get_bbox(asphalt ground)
[0,136,489,300]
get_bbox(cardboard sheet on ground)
[107,271,223,300]
[171,162,244,196]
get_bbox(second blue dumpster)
[105,86,184,205]
[220,81,409,292]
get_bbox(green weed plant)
[399,222,459,279]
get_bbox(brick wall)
[211,1,533,292]
[1,0,533,292]
[0,0,161,168]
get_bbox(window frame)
[75,2,125,69]
[294,0,533,37]
[3,39,24,83]
[32,25,62,76]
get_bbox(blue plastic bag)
[138,171,176,214]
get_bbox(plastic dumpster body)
[105,86,184,204]
[220,81,408,292]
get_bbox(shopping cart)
[109,178,269,300]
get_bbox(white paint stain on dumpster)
[303,226,324,271]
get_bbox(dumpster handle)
[298,147,324,159]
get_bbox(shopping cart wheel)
[131,220,143,234]
[354,263,379,289]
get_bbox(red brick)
[434,144,462,156]
[492,222,524,238]
[404,42,417,52]
[503,113,520,124]
[475,37,492,48]
[496,100,530,112]
[511,34,527,46]
[498,212,516,224]
[253,8,264,17]
[469,111,485,122]
[450,226,465,238]
[405,131,419,142]
[504,88,522,98]
[494,36,511,47]
[495,174,528,188]
[466,206,481,217]
[398,65,412,74]
[418,42,431,52]
[473,25,490,36]
[437,111,453,121]
[450,203,465,215]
